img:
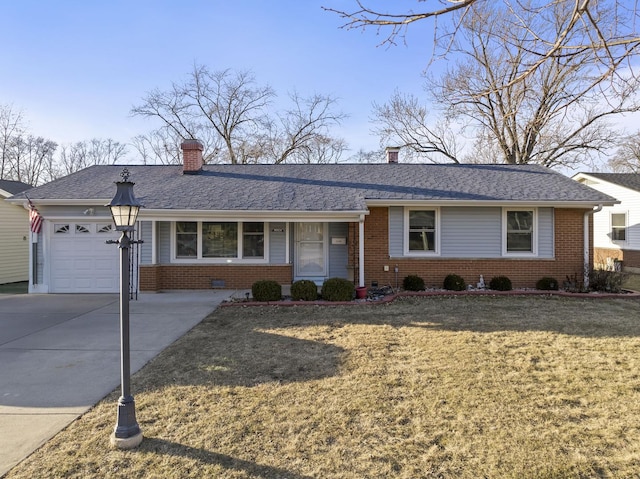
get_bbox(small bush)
[321,277,355,302]
[291,280,319,301]
[251,280,282,302]
[589,269,626,293]
[443,274,466,291]
[489,276,512,291]
[536,276,559,291]
[403,275,425,291]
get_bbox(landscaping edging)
[220,288,640,307]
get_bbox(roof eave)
[365,199,619,207]
[139,208,369,222]
[4,198,112,206]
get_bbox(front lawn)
[7,296,640,478]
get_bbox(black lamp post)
[107,168,143,449]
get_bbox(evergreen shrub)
[291,280,319,301]
[489,276,512,291]
[251,280,282,302]
[536,277,559,291]
[403,275,425,291]
[321,278,355,302]
[443,274,466,291]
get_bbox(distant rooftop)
[0,179,32,196]
[577,172,640,193]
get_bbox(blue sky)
[1,1,436,158]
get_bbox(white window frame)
[611,212,627,243]
[403,207,440,256]
[502,208,538,256]
[171,221,269,264]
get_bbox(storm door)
[295,223,327,279]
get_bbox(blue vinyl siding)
[329,223,348,278]
[269,222,287,263]
[158,222,171,264]
[139,221,152,264]
[440,207,502,257]
[538,208,554,258]
[388,207,404,257]
[388,206,554,258]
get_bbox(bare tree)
[607,133,640,172]
[56,138,128,176]
[372,91,459,163]
[131,131,182,165]
[263,92,348,163]
[324,0,640,84]
[372,2,639,168]
[287,135,348,164]
[132,66,274,164]
[347,148,386,163]
[0,104,26,179]
[9,135,57,185]
[0,105,58,185]
[132,65,347,164]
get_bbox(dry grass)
[7,296,640,478]
[623,273,640,293]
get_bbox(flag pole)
[25,194,41,285]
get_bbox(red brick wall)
[350,207,591,289]
[140,264,292,291]
[620,249,640,269]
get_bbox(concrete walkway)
[0,290,231,477]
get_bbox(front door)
[295,223,326,280]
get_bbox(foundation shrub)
[443,274,466,291]
[589,269,626,293]
[403,275,425,292]
[321,278,355,302]
[489,276,513,291]
[536,276,559,291]
[251,280,282,302]
[291,280,319,301]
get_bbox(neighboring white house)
[573,173,640,272]
[0,179,32,284]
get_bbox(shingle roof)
[13,163,615,211]
[579,173,640,193]
[0,179,32,196]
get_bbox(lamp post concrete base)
[110,431,143,449]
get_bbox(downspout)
[358,215,365,288]
[583,204,603,290]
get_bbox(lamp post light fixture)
[106,168,143,449]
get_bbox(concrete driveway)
[0,290,231,477]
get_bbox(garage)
[49,222,120,293]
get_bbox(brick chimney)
[181,139,204,174]
[386,146,400,164]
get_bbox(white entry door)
[295,223,327,279]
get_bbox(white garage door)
[50,222,120,293]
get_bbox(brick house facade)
[11,141,615,294]
[138,207,593,291]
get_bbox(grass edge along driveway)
[6,295,640,479]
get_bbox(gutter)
[583,204,603,290]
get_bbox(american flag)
[28,198,43,234]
